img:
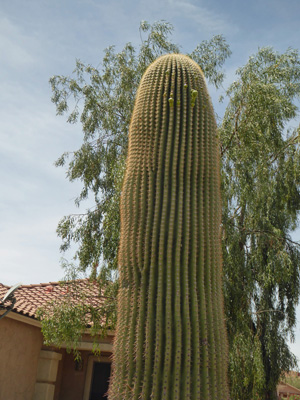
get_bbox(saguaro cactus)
[108,54,229,399]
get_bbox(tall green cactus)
[108,54,229,399]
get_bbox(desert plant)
[108,53,229,399]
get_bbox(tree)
[49,21,300,399]
[50,21,230,277]
[37,261,118,360]
[220,47,300,399]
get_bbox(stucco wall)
[56,350,112,400]
[0,315,43,400]
[56,350,90,400]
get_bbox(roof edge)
[0,309,41,328]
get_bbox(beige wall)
[0,315,114,400]
[56,350,90,400]
[55,350,112,400]
[0,316,43,400]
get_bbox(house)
[277,381,300,399]
[2,281,299,400]
[0,280,114,400]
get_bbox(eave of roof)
[0,279,105,320]
[277,381,300,394]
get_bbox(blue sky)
[1,0,300,359]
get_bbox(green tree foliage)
[50,21,300,399]
[220,47,300,399]
[37,264,117,359]
[50,21,230,276]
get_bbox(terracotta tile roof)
[0,280,104,320]
[277,381,300,395]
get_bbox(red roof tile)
[0,280,105,320]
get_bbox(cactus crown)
[109,54,229,400]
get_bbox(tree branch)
[242,228,300,246]
[268,134,299,165]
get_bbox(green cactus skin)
[108,54,229,400]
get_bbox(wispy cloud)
[0,15,38,69]
[0,215,65,285]
[0,67,83,287]
[166,0,239,35]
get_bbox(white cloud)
[0,71,84,288]
[0,211,63,284]
[166,0,239,35]
[0,15,38,69]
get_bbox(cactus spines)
[108,54,229,399]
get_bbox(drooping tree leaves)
[49,22,300,399]
[51,21,231,277]
[220,47,300,399]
